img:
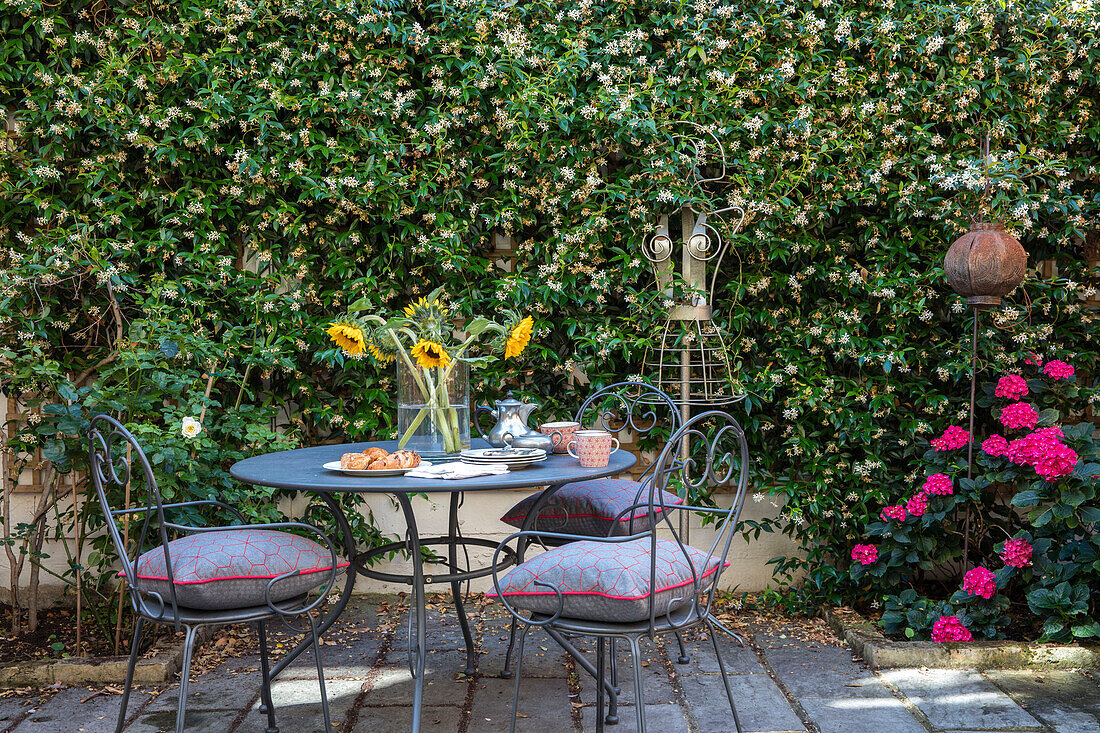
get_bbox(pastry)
[340,453,372,470]
[361,447,388,463]
[368,453,401,470]
[390,450,421,469]
[366,449,421,470]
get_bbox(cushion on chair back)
[131,529,347,610]
[488,537,724,622]
[500,479,683,537]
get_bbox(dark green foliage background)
[1,0,1098,610]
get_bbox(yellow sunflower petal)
[505,316,534,359]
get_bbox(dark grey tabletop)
[230,439,637,494]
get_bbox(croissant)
[361,447,389,463]
[391,450,421,469]
[340,453,373,470]
[368,454,402,470]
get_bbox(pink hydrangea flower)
[999,402,1038,431]
[931,425,970,451]
[1024,352,1042,367]
[1043,360,1075,380]
[851,544,878,565]
[1006,429,1079,480]
[962,566,997,599]
[982,434,1009,457]
[1032,441,1078,481]
[931,615,973,643]
[880,505,907,522]
[922,473,954,496]
[906,493,929,517]
[994,374,1029,401]
[1001,538,1033,568]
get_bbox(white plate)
[462,447,546,460]
[322,460,431,477]
[461,456,547,470]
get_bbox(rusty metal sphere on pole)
[943,222,1028,309]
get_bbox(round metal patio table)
[231,439,636,733]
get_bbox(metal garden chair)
[499,381,690,710]
[491,409,749,733]
[89,415,344,733]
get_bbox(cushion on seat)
[500,479,683,537]
[487,537,724,622]
[131,529,348,610]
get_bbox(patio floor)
[2,595,1097,732]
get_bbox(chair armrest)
[163,520,342,618]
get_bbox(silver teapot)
[475,393,559,451]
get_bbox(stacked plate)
[460,447,547,471]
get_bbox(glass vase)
[396,358,470,459]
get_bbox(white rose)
[181,417,203,438]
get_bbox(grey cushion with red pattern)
[488,537,723,622]
[500,478,683,537]
[132,529,347,610]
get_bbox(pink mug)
[541,421,580,454]
[567,430,620,468]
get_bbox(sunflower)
[367,338,396,363]
[327,322,366,356]
[403,296,447,325]
[411,339,451,369]
[505,316,534,359]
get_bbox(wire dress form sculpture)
[640,124,747,406]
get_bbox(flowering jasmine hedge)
[1,0,1098,626]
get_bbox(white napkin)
[404,461,511,480]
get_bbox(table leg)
[396,493,427,733]
[448,492,477,675]
[270,492,357,680]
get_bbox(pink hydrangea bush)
[858,356,1098,644]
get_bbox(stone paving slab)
[681,671,805,732]
[797,696,926,733]
[765,647,895,699]
[985,670,1100,733]
[11,686,150,733]
[470,676,570,731]
[880,668,1043,730]
[7,595,1095,733]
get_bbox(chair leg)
[501,615,519,678]
[257,621,278,733]
[596,638,606,733]
[509,623,530,733]
[309,612,332,731]
[674,631,690,664]
[708,621,745,733]
[609,638,620,692]
[115,616,145,733]
[174,625,198,733]
[606,639,619,725]
[626,636,647,733]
